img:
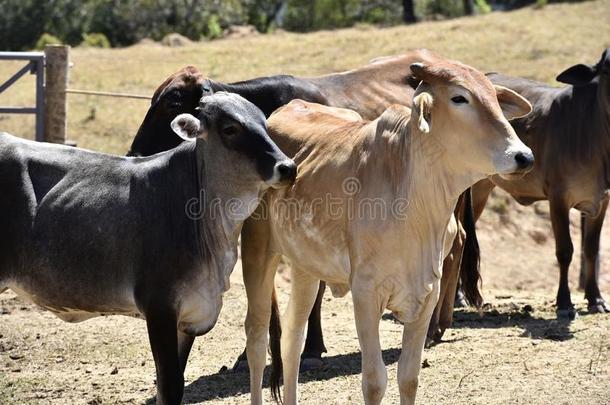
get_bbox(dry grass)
[1,0,609,155]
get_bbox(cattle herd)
[0,47,608,404]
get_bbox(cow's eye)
[451,95,468,104]
[165,91,182,108]
[222,125,240,137]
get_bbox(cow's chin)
[497,171,528,181]
[267,180,294,190]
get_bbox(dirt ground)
[1,190,609,404]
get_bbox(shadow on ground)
[146,304,579,403]
[450,305,576,341]
[153,348,402,403]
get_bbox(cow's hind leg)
[281,267,320,405]
[300,281,327,370]
[549,197,576,320]
[146,309,183,405]
[583,199,610,313]
[428,233,463,343]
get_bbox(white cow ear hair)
[494,85,532,120]
[171,113,206,141]
[413,92,433,133]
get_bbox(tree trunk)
[463,0,475,15]
[403,0,417,23]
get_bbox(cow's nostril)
[276,160,297,182]
[514,151,534,171]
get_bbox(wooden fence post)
[44,45,69,144]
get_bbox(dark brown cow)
[459,49,610,320]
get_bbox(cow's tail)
[459,188,483,308]
[269,287,283,403]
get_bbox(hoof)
[231,359,249,374]
[425,336,434,348]
[433,327,446,343]
[588,299,610,314]
[300,357,324,372]
[454,290,467,308]
[556,307,577,320]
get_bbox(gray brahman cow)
[0,92,296,404]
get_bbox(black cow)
[0,92,296,404]
[467,49,610,319]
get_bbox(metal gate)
[0,52,45,141]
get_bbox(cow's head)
[409,54,534,180]
[127,66,212,157]
[556,48,610,110]
[171,92,297,189]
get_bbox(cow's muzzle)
[269,159,297,188]
[513,150,534,173]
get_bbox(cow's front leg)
[281,267,320,405]
[549,197,576,319]
[353,290,386,405]
[243,253,280,405]
[398,280,439,405]
[146,309,183,405]
[583,199,610,313]
[177,331,195,373]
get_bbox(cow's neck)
[194,140,262,290]
[313,57,416,120]
[209,76,326,118]
[365,117,476,213]
[599,76,610,138]
[128,104,181,156]
[598,76,610,189]
[360,118,478,251]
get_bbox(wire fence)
[66,88,151,100]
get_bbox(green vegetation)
[0,0,574,51]
[34,33,62,50]
[81,33,111,48]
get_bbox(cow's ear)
[171,113,207,141]
[495,85,532,120]
[556,63,597,86]
[413,92,433,133]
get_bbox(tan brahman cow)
[242,53,534,405]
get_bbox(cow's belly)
[278,233,351,287]
[8,282,140,323]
